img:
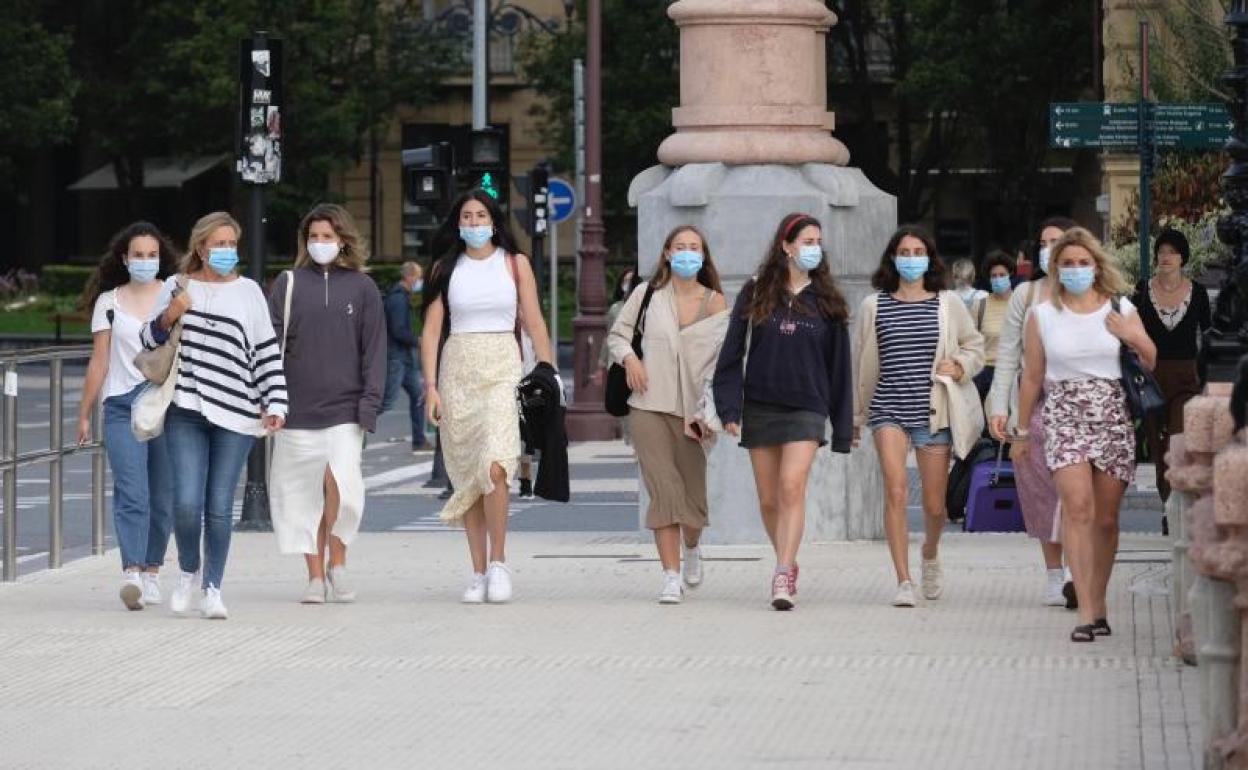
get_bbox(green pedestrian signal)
[479,172,500,200]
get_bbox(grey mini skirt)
[740,400,828,449]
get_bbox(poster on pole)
[236,36,283,185]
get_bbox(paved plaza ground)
[0,526,1200,769]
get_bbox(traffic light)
[527,164,549,237]
[468,127,509,209]
[402,141,454,213]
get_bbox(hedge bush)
[40,264,95,297]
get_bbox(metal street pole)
[237,183,271,531]
[550,217,559,367]
[473,0,488,131]
[1138,19,1152,284]
[574,58,586,313]
[566,0,614,440]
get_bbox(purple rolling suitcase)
[962,444,1025,533]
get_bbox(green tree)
[0,0,77,190]
[54,0,453,240]
[520,0,678,257]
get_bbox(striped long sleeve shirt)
[143,275,288,436]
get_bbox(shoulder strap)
[282,270,294,356]
[974,297,986,331]
[504,253,522,354]
[631,283,657,352]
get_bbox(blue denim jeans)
[869,421,953,449]
[164,405,255,589]
[103,384,174,570]
[381,346,426,447]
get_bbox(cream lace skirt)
[439,332,522,524]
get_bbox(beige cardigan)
[608,282,729,426]
[854,290,986,459]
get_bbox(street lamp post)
[565,0,615,441]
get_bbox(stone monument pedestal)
[629,162,893,542]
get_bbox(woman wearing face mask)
[987,216,1076,607]
[1131,228,1212,506]
[611,226,727,604]
[141,211,288,620]
[78,222,179,610]
[714,214,854,610]
[969,251,1016,399]
[1015,228,1156,642]
[268,204,386,604]
[421,190,555,604]
[855,225,984,608]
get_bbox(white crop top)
[447,249,518,334]
[1032,297,1135,384]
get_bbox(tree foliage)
[0,0,77,190]
[43,0,453,236]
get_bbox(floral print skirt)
[1042,378,1135,485]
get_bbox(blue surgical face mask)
[411,280,424,294]
[796,244,823,272]
[669,249,703,279]
[1038,246,1052,274]
[1059,266,1096,295]
[207,247,239,276]
[459,225,493,250]
[990,275,1012,294]
[895,255,929,283]
[127,258,160,284]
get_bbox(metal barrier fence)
[1,346,106,581]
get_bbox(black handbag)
[1111,297,1165,420]
[604,284,656,417]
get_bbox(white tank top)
[1033,297,1135,384]
[447,248,518,334]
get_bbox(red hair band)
[783,214,810,242]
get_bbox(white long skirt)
[269,423,366,554]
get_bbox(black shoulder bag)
[1111,297,1165,420]
[604,284,656,417]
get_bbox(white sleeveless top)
[1033,297,1135,384]
[447,248,517,334]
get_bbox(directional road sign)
[548,178,576,223]
[1049,102,1233,150]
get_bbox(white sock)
[1062,566,1073,582]
[1047,568,1063,580]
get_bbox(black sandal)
[1070,624,1096,643]
[1063,580,1078,611]
[1092,618,1112,636]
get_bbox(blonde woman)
[268,204,386,604]
[421,190,554,604]
[142,212,288,619]
[1015,228,1156,642]
[610,225,728,604]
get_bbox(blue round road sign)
[548,178,577,223]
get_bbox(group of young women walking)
[81,188,1163,642]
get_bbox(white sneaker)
[658,571,683,604]
[140,573,162,605]
[486,561,512,603]
[328,566,356,603]
[170,571,198,614]
[892,580,917,608]
[462,573,487,604]
[301,578,327,605]
[682,545,703,588]
[1044,569,1066,606]
[120,572,144,611]
[200,586,228,620]
[921,557,943,600]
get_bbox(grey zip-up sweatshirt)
[268,264,387,432]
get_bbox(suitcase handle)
[990,441,1007,487]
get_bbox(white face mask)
[308,241,340,265]
[1038,246,1051,274]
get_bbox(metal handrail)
[2,345,105,581]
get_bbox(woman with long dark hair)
[987,216,1077,607]
[420,190,554,604]
[713,214,854,610]
[78,222,179,610]
[609,226,727,604]
[855,225,984,608]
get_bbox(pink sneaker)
[771,571,794,611]
[789,563,800,596]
